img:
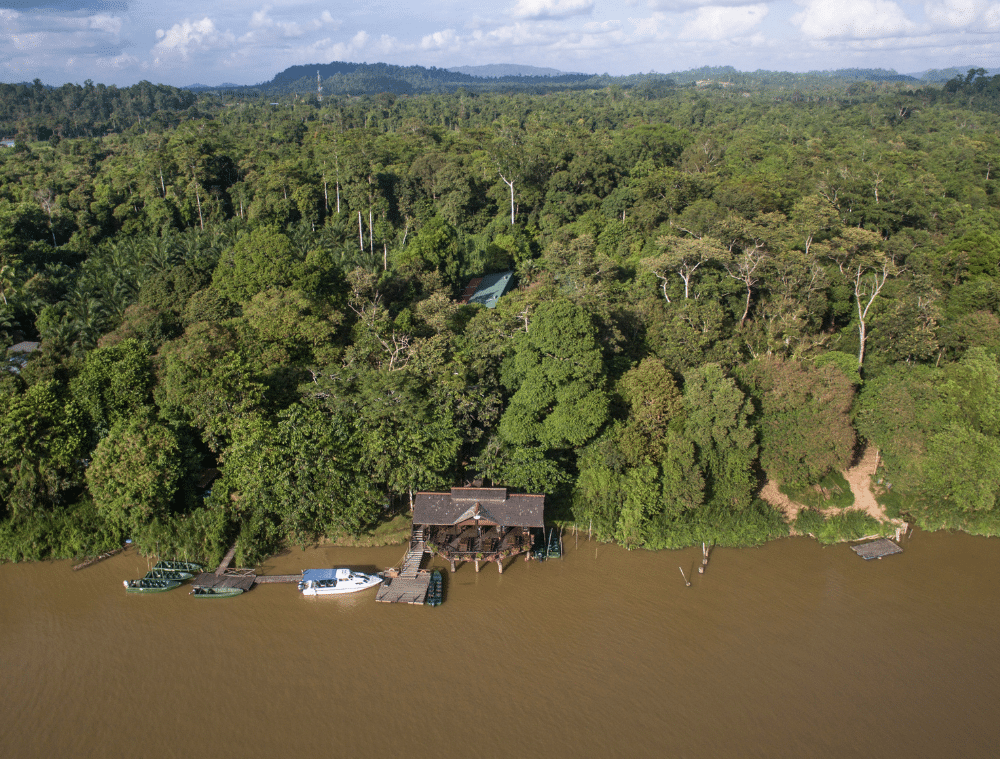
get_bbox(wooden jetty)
[851,538,903,560]
[376,570,433,604]
[376,530,434,604]
[253,575,300,584]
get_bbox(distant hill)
[183,82,241,90]
[181,60,999,100]
[448,64,585,78]
[908,67,1000,82]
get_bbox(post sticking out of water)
[699,542,709,574]
[679,566,691,587]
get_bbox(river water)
[2,530,999,759]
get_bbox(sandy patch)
[760,445,907,537]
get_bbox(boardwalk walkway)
[376,529,432,604]
[215,543,238,575]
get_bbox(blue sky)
[1,0,999,86]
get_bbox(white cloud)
[421,28,460,50]
[153,18,235,62]
[985,3,1000,27]
[679,4,768,39]
[510,0,594,20]
[89,14,121,35]
[648,0,774,8]
[792,0,916,39]
[924,0,987,28]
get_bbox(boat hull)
[190,587,243,598]
[299,569,382,596]
[153,560,202,573]
[123,578,181,593]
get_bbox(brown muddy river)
[2,530,999,759]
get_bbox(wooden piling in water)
[679,566,691,587]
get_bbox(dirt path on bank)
[760,445,901,530]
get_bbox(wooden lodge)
[412,487,544,573]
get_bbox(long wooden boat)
[123,578,181,593]
[153,560,202,573]
[190,586,243,598]
[144,568,194,581]
[426,570,443,607]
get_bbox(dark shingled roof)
[413,487,544,528]
[8,341,40,354]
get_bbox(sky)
[1,0,999,87]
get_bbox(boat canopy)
[301,568,353,582]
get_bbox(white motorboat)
[298,568,383,596]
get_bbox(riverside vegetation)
[1,69,1000,565]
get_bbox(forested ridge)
[1,70,999,566]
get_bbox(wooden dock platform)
[253,574,300,584]
[376,570,433,604]
[376,534,434,604]
[852,538,903,560]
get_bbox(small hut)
[413,487,544,573]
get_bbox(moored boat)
[190,586,243,598]
[144,568,194,581]
[298,568,382,596]
[153,560,202,573]
[123,578,181,593]
[426,570,443,606]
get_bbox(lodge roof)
[413,486,544,528]
[8,341,40,354]
[459,270,515,308]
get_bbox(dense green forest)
[2,69,999,566]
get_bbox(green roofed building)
[459,271,515,308]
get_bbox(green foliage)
[499,298,608,449]
[780,471,855,511]
[69,338,152,442]
[794,508,890,544]
[86,407,195,535]
[682,364,757,511]
[8,79,1000,561]
[0,380,86,517]
[739,357,856,488]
